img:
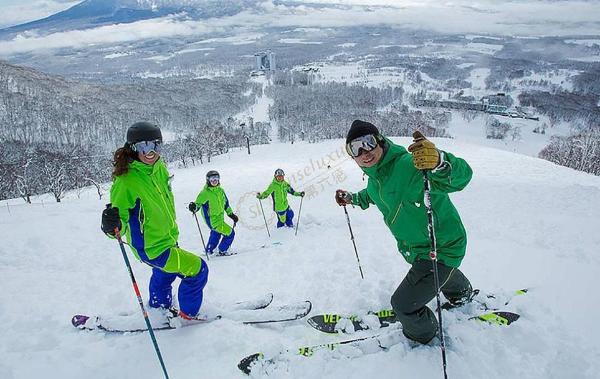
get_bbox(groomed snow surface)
[1,138,599,379]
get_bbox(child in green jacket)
[257,168,304,228]
[189,170,239,256]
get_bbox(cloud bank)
[1,0,599,56]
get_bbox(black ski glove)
[299,191,305,197]
[101,205,121,236]
[229,213,239,223]
[335,189,353,206]
[188,202,198,213]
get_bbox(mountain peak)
[0,0,259,37]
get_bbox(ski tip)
[295,300,312,319]
[265,292,274,304]
[304,300,313,315]
[475,311,520,326]
[71,315,90,328]
[306,314,339,334]
[238,352,264,375]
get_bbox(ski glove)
[101,205,121,236]
[228,213,239,223]
[300,191,306,197]
[408,131,440,170]
[188,202,198,213]
[335,189,353,206]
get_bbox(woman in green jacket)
[101,122,208,320]
[336,120,473,344]
[188,171,239,256]
[257,169,305,228]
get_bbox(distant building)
[416,93,537,121]
[254,50,276,71]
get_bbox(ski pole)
[295,195,304,236]
[343,205,364,279]
[258,198,271,237]
[422,171,448,379]
[114,229,170,379]
[192,212,209,261]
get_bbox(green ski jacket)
[258,179,301,212]
[110,158,178,261]
[194,185,234,236]
[352,139,472,267]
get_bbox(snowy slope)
[1,139,599,379]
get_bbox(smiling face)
[138,150,159,165]
[353,144,383,168]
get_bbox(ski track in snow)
[1,139,599,378]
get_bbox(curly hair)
[112,144,137,178]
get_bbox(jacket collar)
[204,184,221,191]
[130,158,161,176]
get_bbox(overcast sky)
[1,0,600,56]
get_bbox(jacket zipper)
[376,178,392,215]
[139,202,145,234]
[151,177,177,242]
[390,201,404,225]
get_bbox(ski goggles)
[345,134,378,157]
[132,140,162,155]
[207,174,220,183]
[274,169,285,177]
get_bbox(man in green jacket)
[257,168,305,228]
[101,122,208,320]
[336,119,473,345]
[188,170,239,256]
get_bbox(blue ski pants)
[276,207,294,228]
[206,228,235,253]
[146,247,209,317]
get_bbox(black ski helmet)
[206,170,220,186]
[126,122,162,145]
[274,168,284,177]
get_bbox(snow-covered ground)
[1,138,599,379]
[444,112,572,157]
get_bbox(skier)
[335,120,473,345]
[257,168,305,228]
[188,170,239,256]
[101,121,208,320]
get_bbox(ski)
[307,308,520,334]
[209,242,283,258]
[208,251,239,258]
[238,309,520,375]
[72,295,311,333]
[71,292,274,332]
[308,288,527,334]
[238,329,405,375]
[261,241,283,248]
